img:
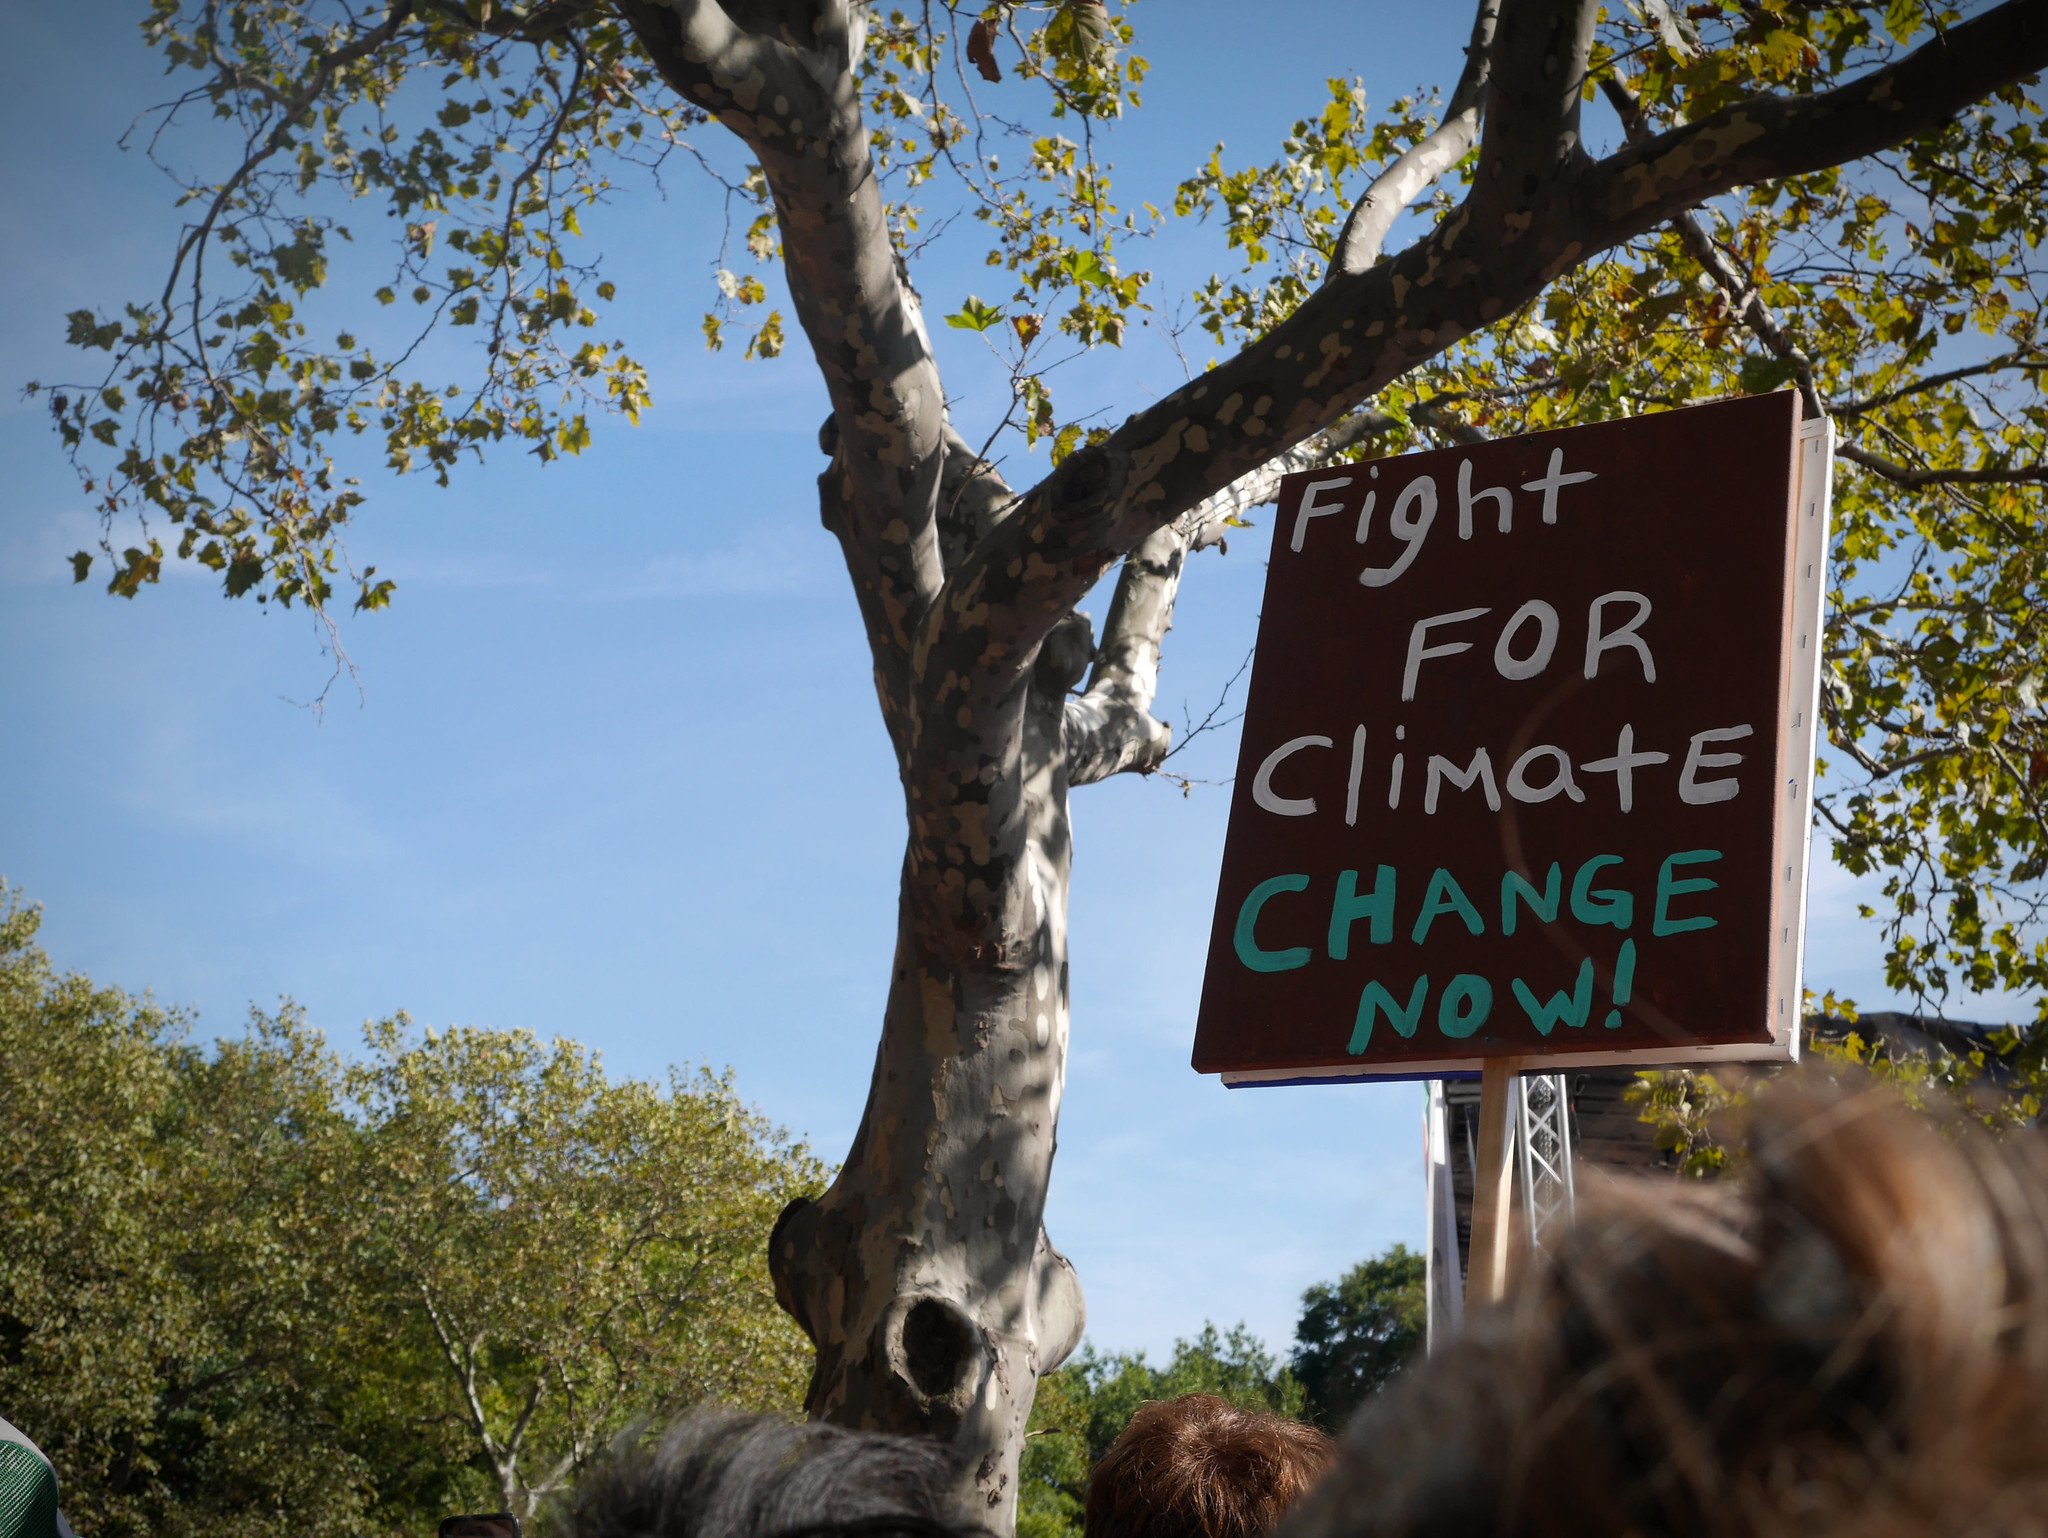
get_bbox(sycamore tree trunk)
[618,0,2048,1525]
[770,653,1089,1520]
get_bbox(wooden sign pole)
[1467,1057,1519,1305]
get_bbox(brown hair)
[1275,1079,2048,1538]
[1085,1394,1335,1538]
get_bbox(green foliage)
[1289,1244,1424,1430]
[1632,1009,2048,1178]
[35,0,667,615]
[1017,1323,1306,1538]
[859,2,1153,447]
[1168,7,2048,1015]
[35,2,2048,1144]
[0,882,823,1537]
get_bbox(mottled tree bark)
[615,0,2048,1525]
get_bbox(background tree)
[1289,1244,1424,1431]
[35,0,2048,1519]
[0,883,821,1537]
[1633,1006,2048,1177]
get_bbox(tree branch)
[1471,0,1599,219]
[625,0,948,759]
[1836,444,2048,487]
[1064,523,1182,786]
[1600,75,1826,420]
[1329,0,1502,277]
[1582,0,2048,249]
[1063,408,1433,786]
[1832,354,2047,419]
[414,0,601,40]
[420,1283,501,1466]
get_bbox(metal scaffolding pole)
[1517,1073,1576,1255]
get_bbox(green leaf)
[945,295,1007,332]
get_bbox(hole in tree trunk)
[902,1296,977,1399]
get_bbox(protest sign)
[1192,392,1832,1083]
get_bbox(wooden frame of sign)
[1189,394,1833,1300]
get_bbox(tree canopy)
[1290,1243,1425,1429]
[0,883,822,1537]
[32,0,2048,1519]
[38,0,2048,1023]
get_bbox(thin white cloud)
[609,531,837,600]
[0,503,211,588]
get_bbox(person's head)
[1277,1078,2048,1538]
[562,1409,983,1538]
[1086,1394,1336,1538]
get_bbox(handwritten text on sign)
[1191,393,1810,1077]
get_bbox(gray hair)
[561,1409,986,1538]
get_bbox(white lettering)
[1402,606,1491,702]
[1585,590,1657,682]
[1505,744,1586,804]
[1520,446,1599,524]
[1679,725,1754,805]
[1458,457,1514,538]
[1345,725,1368,827]
[1360,474,1438,587]
[1581,722,1670,813]
[1424,748,1503,814]
[1253,734,1334,816]
[1493,599,1560,681]
[1290,476,1354,553]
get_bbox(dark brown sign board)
[1192,393,1834,1084]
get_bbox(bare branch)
[1065,409,1426,786]
[1833,354,2047,419]
[419,1283,501,1466]
[1065,523,1183,786]
[1330,0,1502,277]
[1836,444,2048,487]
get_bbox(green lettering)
[1569,854,1634,930]
[1349,976,1429,1053]
[1510,960,1595,1036]
[1437,973,1493,1038]
[1500,863,1562,936]
[1411,868,1485,945]
[1654,850,1723,936]
[1327,866,1397,959]
[1234,874,1313,972]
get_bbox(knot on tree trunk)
[1032,1231,1086,1369]
[881,1292,988,1435]
[769,1194,822,1342]
[1034,611,1096,696]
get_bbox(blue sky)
[1,4,2030,1362]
